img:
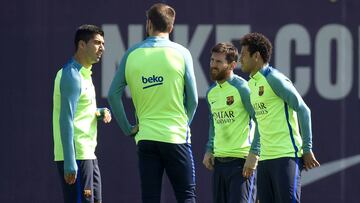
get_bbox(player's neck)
[74,53,91,69]
[149,32,169,38]
[250,63,266,77]
[217,72,233,84]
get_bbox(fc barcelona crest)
[259,86,264,96]
[226,96,234,105]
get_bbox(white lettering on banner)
[173,24,212,97]
[101,24,357,100]
[275,24,311,96]
[101,24,143,98]
[101,24,124,98]
[215,25,250,44]
[215,25,250,70]
[315,24,353,100]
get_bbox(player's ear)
[147,19,154,34]
[78,40,86,50]
[168,24,174,33]
[230,61,237,70]
[254,51,261,62]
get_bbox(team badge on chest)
[226,96,234,105]
[259,86,264,96]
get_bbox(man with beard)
[202,43,257,203]
[108,3,198,203]
[53,24,112,203]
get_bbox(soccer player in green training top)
[202,43,257,203]
[108,3,198,203]
[53,24,111,203]
[240,32,320,203]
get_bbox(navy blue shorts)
[137,140,196,203]
[213,157,257,203]
[257,157,303,203]
[56,159,102,203]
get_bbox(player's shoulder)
[232,74,247,84]
[228,74,249,89]
[62,58,81,70]
[261,66,296,93]
[169,41,188,51]
[126,40,147,56]
[261,66,291,83]
[60,58,82,82]
[168,41,191,57]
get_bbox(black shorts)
[137,140,196,202]
[56,159,102,203]
[257,157,303,203]
[213,157,257,203]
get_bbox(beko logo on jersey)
[142,75,164,89]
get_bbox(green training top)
[249,66,312,160]
[53,58,98,174]
[108,36,198,144]
[205,74,258,158]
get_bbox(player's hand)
[95,108,111,123]
[303,151,320,171]
[130,125,139,137]
[102,108,112,123]
[202,152,214,171]
[64,173,76,185]
[242,153,259,178]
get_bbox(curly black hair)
[240,32,272,63]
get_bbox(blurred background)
[1,0,359,202]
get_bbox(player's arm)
[267,70,320,169]
[243,122,261,178]
[59,67,81,183]
[203,94,215,170]
[235,79,260,156]
[233,79,260,177]
[107,53,137,136]
[267,71,312,152]
[183,50,198,124]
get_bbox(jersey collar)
[71,58,93,77]
[251,64,270,80]
[216,73,234,88]
[146,36,169,41]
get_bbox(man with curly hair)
[240,32,320,203]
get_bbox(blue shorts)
[137,140,196,203]
[257,157,303,203]
[213,157,257,203]
[56,159,102,203]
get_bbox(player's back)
[125,36,191,144]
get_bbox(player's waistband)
[215,157,246,163]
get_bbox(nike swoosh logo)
[211,101,216,104]
[302,154,360,186]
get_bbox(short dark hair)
[240,32,272,63]
[146,3,175,33]
[74,24,104,51]
[211,43,239,64]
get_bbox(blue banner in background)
[1,0,359,202]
